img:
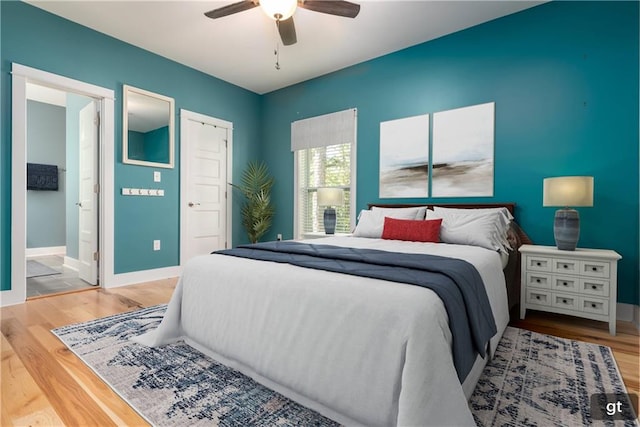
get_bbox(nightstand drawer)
[553,258,580,274]
[552,275,579,292]
[581,297,609,315]
[580,278,610,297]
[525,272,552,289]
[552,293,579,310]
[526,289,551,306]
[525,256,552,272]
[580,260,610,278]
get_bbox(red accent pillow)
[381,217,442,243]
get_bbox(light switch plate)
[153,240,161,251]
[154,171,161,182]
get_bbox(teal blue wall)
[1,0,262,286]
[261,1,639,305]
[26,100,66,248]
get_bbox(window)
[292,109,357,238]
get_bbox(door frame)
[5,63,115,306]
[179,109,233,267]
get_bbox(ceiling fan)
[204,0,361,46]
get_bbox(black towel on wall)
[27,163,59,191]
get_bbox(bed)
[135,203,529,426]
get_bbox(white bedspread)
[135,237,509,426]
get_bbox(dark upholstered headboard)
[366,202,532,314]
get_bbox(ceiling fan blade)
[299,1,360,18]
[278,17,297,46]
[204,0,258,19]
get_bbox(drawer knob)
[591,303,597,308]
[536,279,541,283]
[536,295,541,300]
[562,299,567,304]
[536,262,541,266]
[591,285,597,290]
[592,267,598,272]
[563,282,568,286]
[563,264,568,269]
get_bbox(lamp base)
[554,208,580,251]
[323,207,336,234]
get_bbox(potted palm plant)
[231,161,275,243]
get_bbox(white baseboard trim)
[26,246,66,258]
[63,256,80,272]
[617,303,640,330]
[106,266,182,289]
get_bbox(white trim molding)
[25,246,66,258]
[108,266,182,289]
[617,303,640,330]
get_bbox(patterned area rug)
[53,305,638,426]
[470,326,638,426]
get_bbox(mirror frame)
[122,85,175,168]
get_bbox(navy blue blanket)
[216,241,497,382]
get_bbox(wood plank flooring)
[1,279,638,426]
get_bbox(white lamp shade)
[543,176,594,207]
[317,187,344,207]
[260,0,297,20]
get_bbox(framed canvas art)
[432,102,494,197]
[379,114,430,198]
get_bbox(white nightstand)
[519,244,622,335]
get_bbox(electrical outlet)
[153,240,161,251]
[154,171,161,182]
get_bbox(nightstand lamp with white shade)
[317,187,344,234]
[543,176,594,251]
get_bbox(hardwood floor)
[1,279,638,426]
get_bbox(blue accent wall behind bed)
[260,1,639,305]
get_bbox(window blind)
[291,108,356,151]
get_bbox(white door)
[78,101,98,284]
[181,111,231,265]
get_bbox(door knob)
[188,202,200,207]
[75,202,83,208]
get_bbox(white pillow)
[353,210,385,238]
[429,207,513,252]
[371,206,427,220]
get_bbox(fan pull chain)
[274,19,281,70]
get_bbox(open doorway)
[25,84,99,298]
[6,63,115,308]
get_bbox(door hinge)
[225,191,227,199]
[93,251,99,261]
[94,183,100,194]
[94,113,101,127]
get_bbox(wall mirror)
[123,85,175,168]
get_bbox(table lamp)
[317,187,344,234]
[543,176,594,251]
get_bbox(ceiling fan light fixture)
[260,0,297,21]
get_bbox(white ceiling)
[27,0,545,94]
